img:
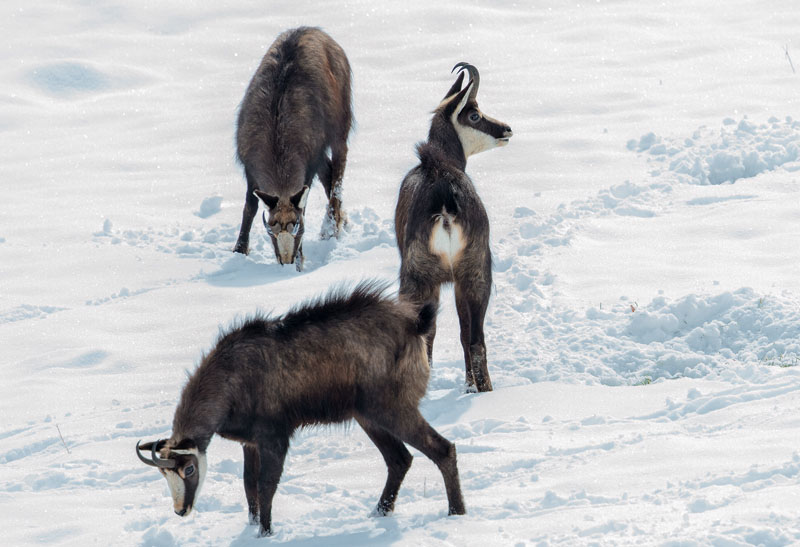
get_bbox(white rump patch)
[430,211,465,268]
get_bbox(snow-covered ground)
[2,1,800,545]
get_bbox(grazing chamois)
[233,27,353,271]
[136,281,465,537]
[394,63,513,392]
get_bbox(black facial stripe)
[475,117,509,138]
[179,455,199,511]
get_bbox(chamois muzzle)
[136,439,177,469]
[262,211,302,265]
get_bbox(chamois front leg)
[234,169,260,254]
[256,437,289,537]
[243,444,260,525]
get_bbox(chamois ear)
[254,189,279,210]
[442,70,465,101]
[443,80,474,118]
[290,186,310,210]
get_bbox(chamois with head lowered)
[395,63,513,393]
[136,281,465,537]
[233,27,353,271]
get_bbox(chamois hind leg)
[356,415,413,516]
[399,277,440,365]
[256,436,289,537]
[242,443,260,525]
[325,140,348,238]
[234,167,259,254]
[372,408,465,516]
[455,279,493,392]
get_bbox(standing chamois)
[136,281,465,537]
[395,63,513,392]
[233,27,353,271]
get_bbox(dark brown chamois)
[394,63,513,392]
[233,27,353,271]
[136,281,465,537]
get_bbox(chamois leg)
[400,278,440,365]
[376,409,465,516]
[234,168,259,254]
[317,156,333,197]
[356,416,413,516]
[455,281,493,392]
[317,157,339,240]
[242,444,261,525]
[326,142,348,238]
[256,437,289,537]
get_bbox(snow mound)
[628,117,800,184]
[489,285,800,387]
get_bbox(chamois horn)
[136,439,176,469]
[451,62,480,100]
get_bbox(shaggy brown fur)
[395,64,512,392]
[233,27,353,270]
[138,281,465,537]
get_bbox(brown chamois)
[136,281,465,537]
[394,63,513,392]
[233,27,353,271]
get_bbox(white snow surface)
[2,1,800,545]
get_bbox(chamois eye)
[468,111,480,123]
[270,223,279,235]
[286,222,295,234]
[184,464,195,477]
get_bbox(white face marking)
[276,232,296,264]
[165,469,186,513]
[430,210,465,268]
[195,451,207,504]
[445,80,507,157]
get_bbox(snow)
[2,1,800,545]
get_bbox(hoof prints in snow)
[0,304,68,324]
[628,117,800,185]
[92,206,396,274]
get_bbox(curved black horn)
[151,440,177,469]
[136,440,158,467]
[451,62,480,100]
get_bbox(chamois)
[233,27,353,271]
[394,63,513,392]
[136,281,465,537]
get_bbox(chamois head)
[254,186,309,267]
[434,62,513,158]
[136,439,207,517]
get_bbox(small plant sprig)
[760,352,799,368]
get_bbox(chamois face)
[136,439,207,517]
[449,81,513,157]
[437,65,513,158]
[254,186,309,266]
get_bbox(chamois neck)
[171,366,230,453]
[427,114,467,171]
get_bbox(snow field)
[2,0,800,545]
